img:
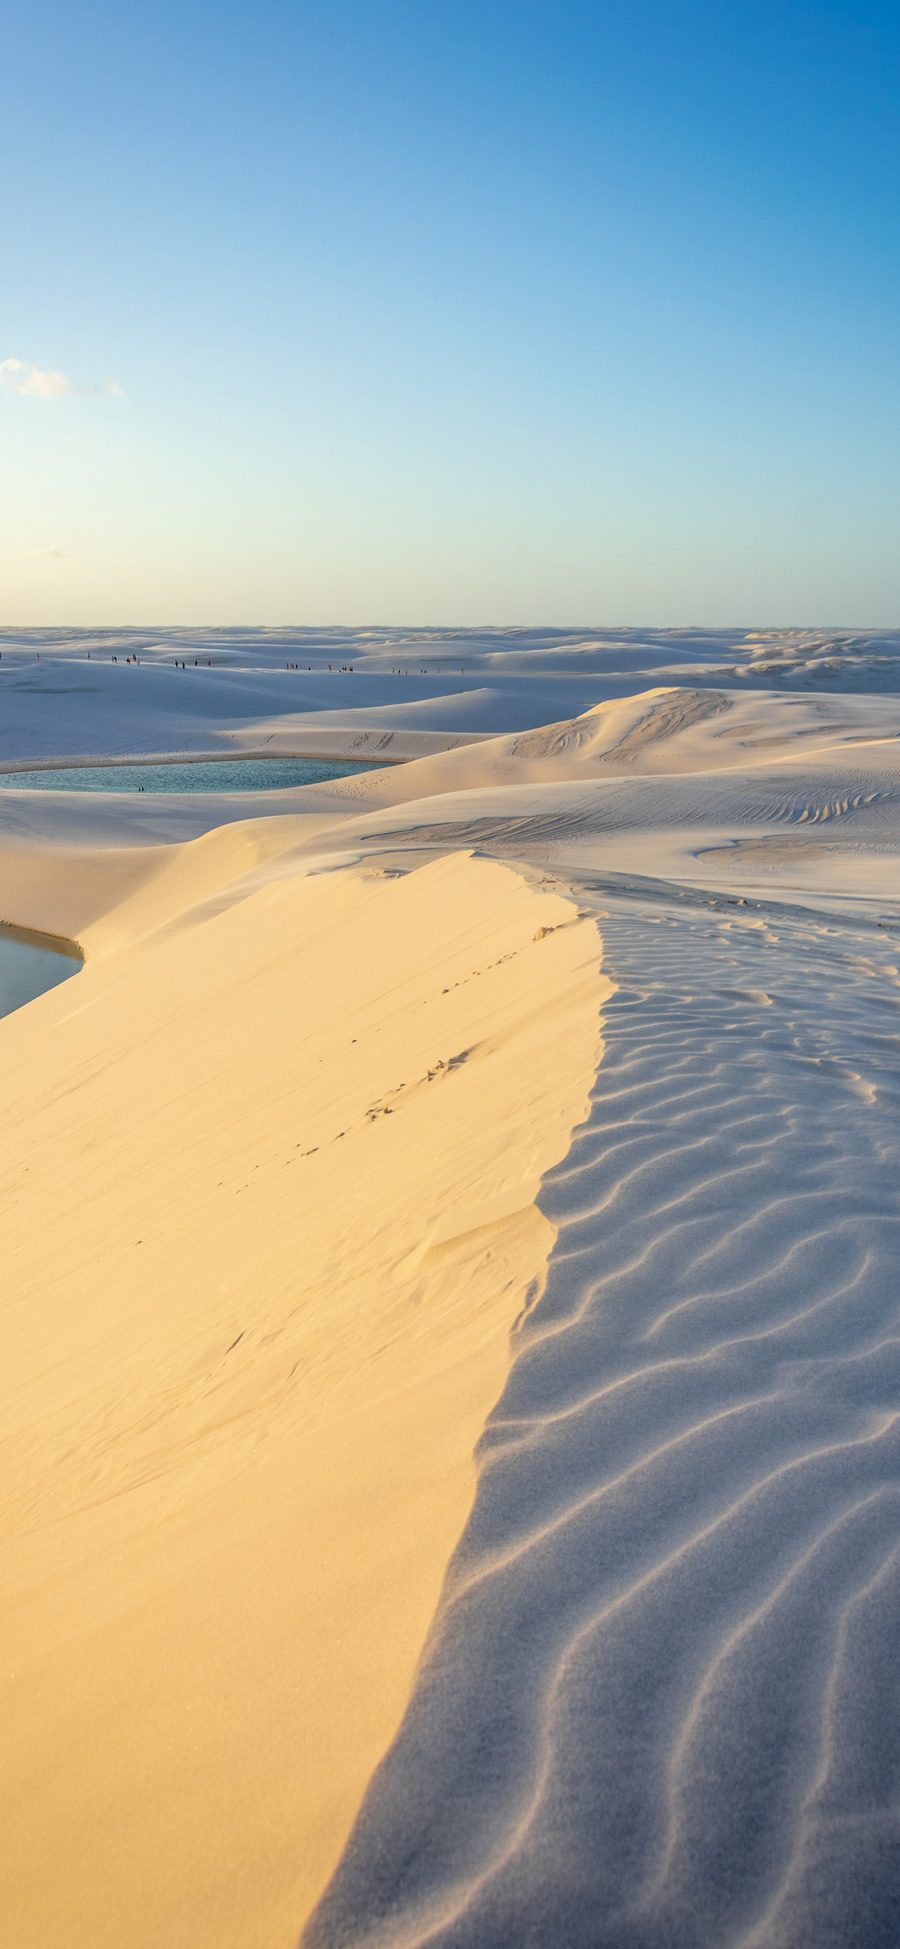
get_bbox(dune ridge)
[304,880,900,1948]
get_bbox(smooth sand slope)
[1,840,603,1947]
[3,628,900,1948]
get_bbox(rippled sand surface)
[306,884,900,1946]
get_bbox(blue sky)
[2,0,898,623]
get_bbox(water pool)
[0,927,79,1020]
[0,756,386,793]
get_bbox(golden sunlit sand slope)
[1,844,603,1948]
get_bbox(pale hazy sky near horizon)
[2,0,898,626]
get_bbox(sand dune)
[2,628,900,1945]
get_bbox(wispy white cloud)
[0,356,123,400]
[32,546,69,560]
[1,357,69,398]
[79,378,125,398]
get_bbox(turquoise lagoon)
[0,756,385,793]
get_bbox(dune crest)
[304,882,900,1949]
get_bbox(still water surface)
[0,756,383,1014]
[0,927,79,1021]
[0,756,383,793]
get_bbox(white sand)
[2,627,899,1947]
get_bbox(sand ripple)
[304,882,900,1947]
